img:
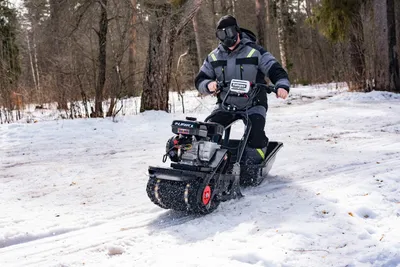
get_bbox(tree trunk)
[255,0,265,47]
[106,22,123,117]
[128,0,138,96]
[210,0,216,27]
[373,0,390,91]
[50,0,68,110]
[230,0,235,15]
[387,0,400,92]
[277,0,288,69]
[26,34,38,93]
[305,0,319,82]
[264,0,270,49]
[396,0,400,82]
[140,0,203,113]
[140,5,175,112]
[95,0,108,117]
[264,0,270,25]
[31,28,41,95]
[372,0,400,91]
[220,0,225,13]
[192,12,203,68]
[348,31,366,91]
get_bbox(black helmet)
[216,15,239,30]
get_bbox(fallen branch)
[380,234,385,241]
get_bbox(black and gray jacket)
[195,29,290,109]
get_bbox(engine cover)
[181,141,220,165]
[171,120,224,139]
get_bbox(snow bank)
[328,90,400,102]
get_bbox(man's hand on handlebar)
[277,88,288,99]
[207,81,219,95]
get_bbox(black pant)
[208,111,269,148]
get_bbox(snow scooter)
[146,79,283,214]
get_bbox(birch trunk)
[193,12,203,68]
[32,29,41,93]
[26,34,38,92]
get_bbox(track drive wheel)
[194,182,220,215]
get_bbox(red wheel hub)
[202,185,211,205]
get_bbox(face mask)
[216,26,238,47]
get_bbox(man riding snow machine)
[146,80,283,214]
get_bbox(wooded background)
[0,0,399,119]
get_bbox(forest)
[0,0,399,120]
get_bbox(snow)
[329,90,400,102]
[1,85,400,267]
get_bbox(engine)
[165,118,224,165]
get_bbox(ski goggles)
[216,26,238,40]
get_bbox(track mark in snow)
[0,226,82,249]
[147,210,201,231]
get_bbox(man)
[194,15,290,183]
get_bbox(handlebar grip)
[253,83,277,94]
[216,81,226,90]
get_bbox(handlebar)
[213,80,279,112]
[216,81,277,95]
[253,83,277,94]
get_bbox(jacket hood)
[240,28,257,44]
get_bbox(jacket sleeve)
[194,56,216,95]
[258,51,290,92]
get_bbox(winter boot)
[240,146,267,186]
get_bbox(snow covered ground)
[1,85,400,267]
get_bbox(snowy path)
[1,87,400,267]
